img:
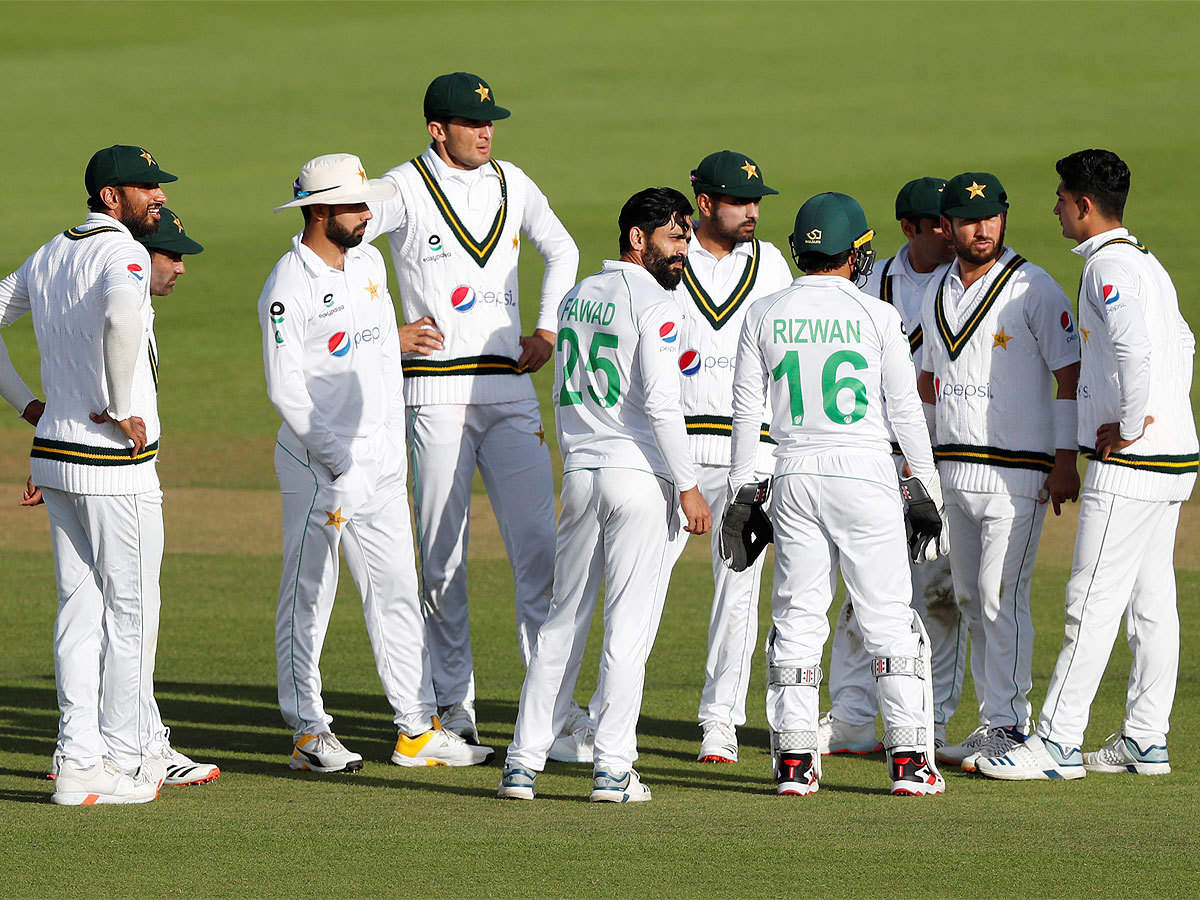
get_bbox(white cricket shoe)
[154,746,221,786]
[497,766,537,800]
[976,735,1085,781]
[774,752,819,796]
[589,768,651,802]
[438,701,479,744]
[549,722,595,763]
[51,759,160,806]
[818,712,882,756]
[698,722,738,763]
[961,726,1026,773]
[936,724,990,766]
[289,732,363,773]
[392,719,494,767]
[1083,734,1171,775]
[890,751,945,796]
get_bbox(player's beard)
[117,193,159,238]
[952,221,1006,266]
[327,218,366,249]
[643,242,685,290]
[714,216,756,245]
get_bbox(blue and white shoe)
[497,766,537,800]
[1083,734,1170,775]
[589,768,651,803]
[976,735,1085,781]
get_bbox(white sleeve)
[1024,271,1081,372]
[881,306,936,481]
[730,307,768,487]
[102,284,143,420]
[378,285,407,429]
[519,170,579,334]
[919,280,938,374]
[364,173,408,243]
[637,301,696,491]
[1087,259,1153,439]
[259,278,353,476]
[0,260,36,414]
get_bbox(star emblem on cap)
[992,327,1012,349]
[475,83,491,102]
[741,161,759,180]
[357,166,367,184]
[966,181,987,199]
[366,280,380,300]
[139,149,155,165]
[171,215,183,232]
[325,508,348,530]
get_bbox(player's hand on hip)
[680,487,712,535]
[516,329,555,372]
[1095,416,1154,460]
[1041,449,1081,516]
[399,316,444,356]
[19,476,42,507]
[90,410,147,457]
[21,399,44,426]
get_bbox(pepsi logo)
[1060,311,1074,333]
[451,285,476,312]
[328,332,351,357]
[1102,284,1121,305]
[127,263,144,281]
[659,321,678,343]
[679,350,701,376]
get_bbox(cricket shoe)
[936,724,990,766]
[392,720,494,767]
[774,752,819,796]
[698,722,738,763]
[497,766,537,800]
[975,735,1085,781]
[438,701,479,745]
[289,732,363,773]
[818,712,882,756]
[961,726,1026,773]
[589,768,651,802]
[153,746,221,786]
[549,722,595,763]
[51,759,160,806]
[1083,734,1171,775]
[890,751,945,796]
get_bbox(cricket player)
[364,72,580,744]
[261,153,491,772]
[666,150,792,765]
[726,192,947,796]
[979,149,1197,780]
[824,178,964,754]
[0,145,177,804]
[498,187,712,803]
[917,172,1081,771]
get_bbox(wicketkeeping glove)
[899,475,950,564]
[719,479,773,572]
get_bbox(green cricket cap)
[136,207,203,255]
[941,172,1008,219]
[85,145,177,197]
[895,177,947,220]
[423,72,510,122]
[791,192,874,256]
[690,150,779,199]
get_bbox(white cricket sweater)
[920,247,1079,498]
[0,213,159,495]
[1072,227,1197,501]
[554,260,696,492]
[671,234,792,469]
[366,145,578,406]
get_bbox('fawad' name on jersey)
[562,297,616,326]
[772,318,862,344]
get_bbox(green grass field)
[2,1,1199,896]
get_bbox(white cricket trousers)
[275,428,434,739]
[830,458,966,727]
[767,455,923,739]
[507,468,676,772]
[44,487,163,773]
[945,487,1046,731]
[1038,489,1181,748]
[407,399,555,707]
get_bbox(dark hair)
[618,187,693,254]
[901,216,940,234]
[301,205,314,224]
[794,248,852,274]
[1056,149,1130,219]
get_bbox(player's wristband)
[1054,398,1078,450]
[922,402,937,440]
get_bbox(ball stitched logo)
[1102,284,1121,305]
[679,350,701,376]
[328,332,351,357]
[451,285,476,312]
[1060,311,1074,333]
[659,321,678,343]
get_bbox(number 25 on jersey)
[558,327,621,408]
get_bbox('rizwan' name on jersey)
[771,317,863,345]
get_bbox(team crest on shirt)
[659,321,678,343]
[679,350,701,376]
[328,332,351,357]
[1102,284,1121,305]
[451,285,476,312]
[127,263,144,281]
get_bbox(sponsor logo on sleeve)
[270,301,285,345]
[1102,284,1121,305]
[451,285,476,312]
[328,332,351,357]
[679,349,701,376]
[127,263,144,281]
[1060,311,1074,333]
[659,321,678,343]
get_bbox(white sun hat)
[274,153,397,212]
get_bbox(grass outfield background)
[1,1,1198,896]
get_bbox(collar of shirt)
[82,211,132,236]
[290,233,367,278]
[1071,225,1130,260]
[421,143,496,188]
